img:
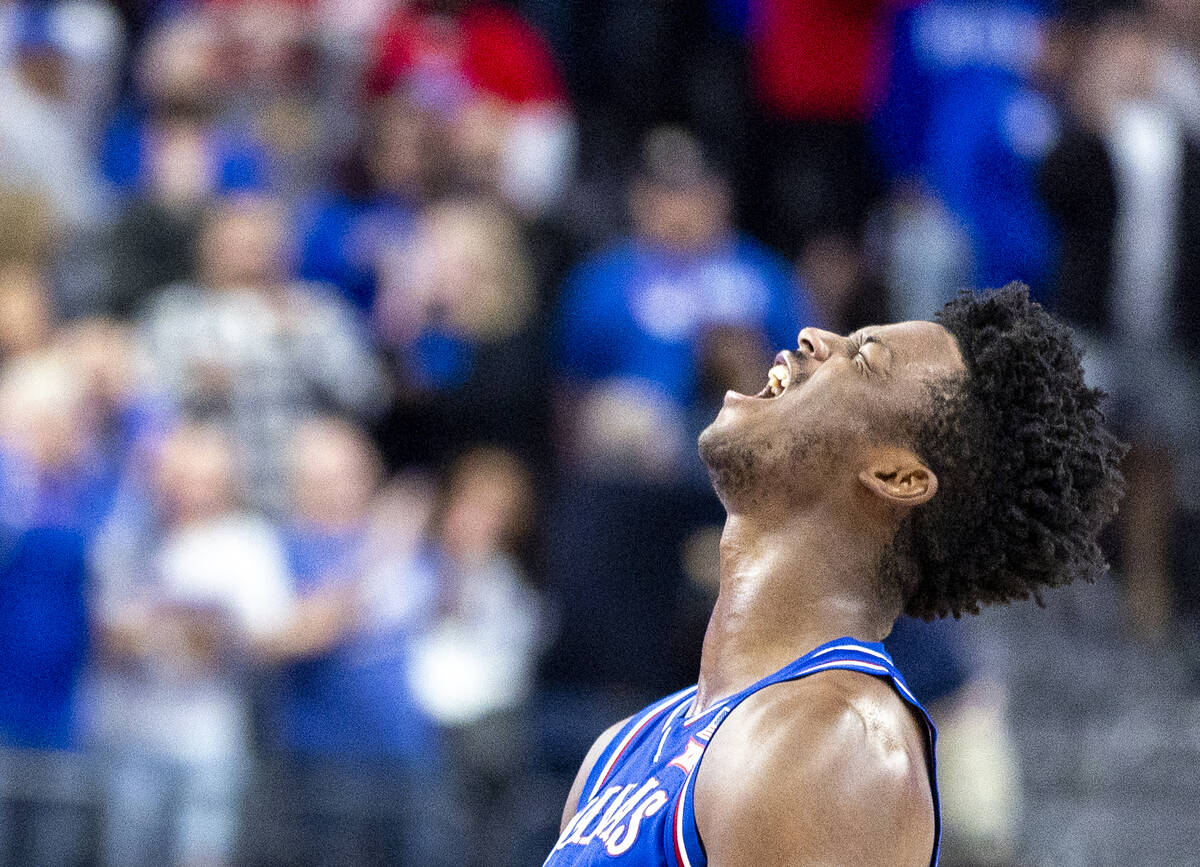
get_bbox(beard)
[697,421,762,507]
[697,414,825,512]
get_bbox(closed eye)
[848,334,875,368]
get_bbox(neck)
[692,504,897,716]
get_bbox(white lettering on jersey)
[552,777,670,856]
[593,779,659,842]
[576,784,638,845]
[553,785,622,851]
[605,789,670,855]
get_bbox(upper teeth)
[768,363,790,396]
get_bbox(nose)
[797,327,842,362]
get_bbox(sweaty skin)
[561,321,964,865]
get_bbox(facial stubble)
[698,414,832,513]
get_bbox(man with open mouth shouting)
[544,283,1124,867]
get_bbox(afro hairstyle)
[887,283,1126,619]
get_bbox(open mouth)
[755,353,793,399]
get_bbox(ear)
[858,451,938,512]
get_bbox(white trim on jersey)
[803,645,920,704]
[653,697,694,762]
[795,659,892,678]
[674,776,694,867]
[809,643,893,664]
[589,687,698,803]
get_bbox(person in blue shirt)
[0,524,88,750]
[874,0,1060,300]
[924,67,1059,296]
[265,418,439,765]
[296,94,435,312]
[246,417,452,864]
[0,341,162,542]
[558,126,813,414]
[557,127,815,482]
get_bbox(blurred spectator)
[1039,8,1200,638]
[297,93,441,311]
[0,0,123,125]
[101,9,271,198]
[873,0,1048,178]
[0,1,122,233]
[923,7,1059,297]
[95,7,280,318]
[410,446,540,726]
[92,423,293,867]
[139,193,387,513]
[0,351,118,536]
[374,196,546,466]
[212,1,331,198]
[266,418,439,763]
[873,0,1059,304]
[557,127,811,479]
[0,304,170,545]
[367,0,575,218]
[408,446,542,864]
[248,418,449,864]
[743,0,888,258]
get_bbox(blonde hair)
[0,190,55,265]
[381,199,535,342]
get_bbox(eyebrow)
[849,330,884,348]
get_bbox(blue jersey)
[544,637,940,867]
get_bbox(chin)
[697,414,766,508]
[699,404,827,512]
[696,404,737,470]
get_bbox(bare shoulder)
[560,715,632,831]
[695,670,935,867]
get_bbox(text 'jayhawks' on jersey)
[544,637,941,867]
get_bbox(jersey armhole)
[576,716,639,812]
[895,680,942,867]
[672,753,707,867]
[677,659,941,867]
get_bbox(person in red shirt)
[366,1,574,216]
[744,0,894,261]
[367,0,565,107]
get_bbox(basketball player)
[544,284,1124,866]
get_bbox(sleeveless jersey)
[544,636,940,867]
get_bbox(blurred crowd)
[1,0,1198,865]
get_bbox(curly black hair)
[885,283,1126,620]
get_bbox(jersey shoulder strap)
[675,637,941,867]
[577,685,698,811]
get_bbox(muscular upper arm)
[560,716,631,832]
[695,672,935,867]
